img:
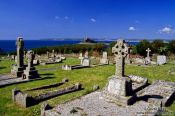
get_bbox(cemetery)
[0,38,175,116]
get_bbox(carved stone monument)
[100,51,109,64]
[11,37,25,77]
[103,39,135,105]
[23,50,39,80]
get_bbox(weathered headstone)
[23,50,39,79]
[100,51,109,64]
[81,58,90,66]
[103,39,134,105]
[157,55,166,65]
[11,37,25,77]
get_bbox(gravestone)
[46,51,49,58]
[78,53,83,60]
[100,51,109,64]
[81,58,90,66]
[157,55,166,65]
[11,37,25,77]
[51,50,55,58]
[145,48,151,65]
[23,50,39,80]
[103,39,134,105]
[84,51,89,58]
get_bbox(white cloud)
[64,16,69,20]
[129,26,136,31]
[159,27,174,34]
[90,18,96,22]
[55,16,60,20]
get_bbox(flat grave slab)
[137,80,175,107]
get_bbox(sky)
[0,0,175,40]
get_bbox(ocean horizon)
[0,40,138,53]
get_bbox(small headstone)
[100,51,109,64]
[81,58,90,66]
[157,55,166,65]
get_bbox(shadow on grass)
[0,66,6,69]
[0,76,55,88]
[40,73,54,76]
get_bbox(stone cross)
[16,37,24,67]
[84,51,89,58]
[112,39,128,78]
[26,50,35,68]
[146,48,151,58]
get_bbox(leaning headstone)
[23,50,39,80]
[103,39,135,105]
[157,55,166,65]
[100,51,109,64]
[11,37,25,77]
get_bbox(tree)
[151,40,164,53]
[136,40,151,56]
[168,40,175,53]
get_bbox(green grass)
[0,58,175,116]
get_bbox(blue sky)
[0,0,175,40]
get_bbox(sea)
[0,40,138,53]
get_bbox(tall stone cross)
[16,37,24,68]
[26,50,35,68]
[146,48,151,58]
[112,39,129,78]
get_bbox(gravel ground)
[51,91,156,116]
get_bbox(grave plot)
[137,80,175,107]
[62,51,90,70]
[12,79,82,108]
[0,50,41,87]
[40,50,62,65]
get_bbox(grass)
[0,57,175,116]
